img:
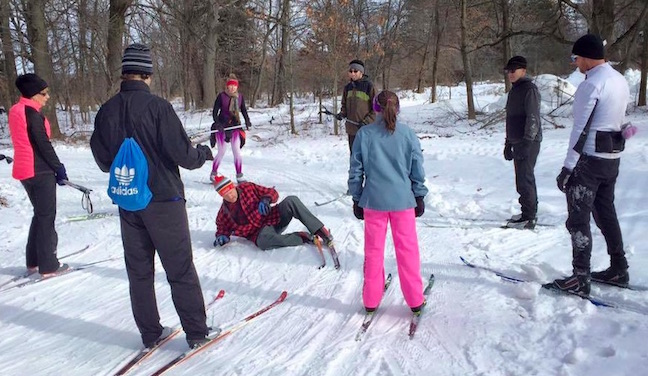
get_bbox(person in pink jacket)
[8,74,68,277]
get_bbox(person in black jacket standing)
[90,43,214,350]
[502,56,542,230]
[336,59,376,153]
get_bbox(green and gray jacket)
[340,75,376,136]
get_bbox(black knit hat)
[504,56,527,71]
[572,34,605,60]
[122,43,153,75]
[15,73,48,98]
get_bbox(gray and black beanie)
[349,59,365,74]
[122,43,153,75]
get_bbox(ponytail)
[375,91,399,134]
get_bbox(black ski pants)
[256,196,325,250]
[21,173,60,273]
[119,200,208,346]
[513,141,540,219]
[565,155,626,273]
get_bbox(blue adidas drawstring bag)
[107,95,152,211]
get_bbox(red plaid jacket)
[215,182,280,243]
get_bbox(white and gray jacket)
[563,63,630,170]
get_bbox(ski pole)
[62,180,94,214]
[191,124,247,138]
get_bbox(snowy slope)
[0,77,647,376]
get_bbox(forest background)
[0,0,647,138]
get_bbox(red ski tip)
[216,289,225,299]
[278,291,288,302]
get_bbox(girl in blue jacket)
[348,90,428,313]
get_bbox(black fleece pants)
[513,141,541,219]
[565,155,626,273]
[119,200,208,346]
[21,173,60,273]
[256,196,325,250]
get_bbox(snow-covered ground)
[0,73,647,376]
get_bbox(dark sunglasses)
[503,68,519,74]
[348,69,359,73]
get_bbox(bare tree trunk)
[106,0,132,98]
[275,0,289,105]
[591,0,615,42]
[289,44,295,134]
[460,0,476,120]
[24,0,61,137]
[0,0,17,110]
[639,22,647,106]
[430,2,446,104]
[501,0,512,93]
[252,3,276,107]
[200,2,219,109]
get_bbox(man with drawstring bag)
[91,43,214,349]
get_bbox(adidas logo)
[114,165,136,186]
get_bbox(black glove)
[55,164,68,186]
[353,201,364,220]
[556,167,572,193]
[503,143,513,161]
[197,144,214,160]
[513,140,531,160]
[209,122,218,147]
[335,113,344,121]
[415,197,425,217]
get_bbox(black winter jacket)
[91,80,209,201]
[505,76,542,144]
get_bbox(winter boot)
[145,326,175,349]
[411,300,427,316]
[40,263,70,278]
[296,231,314,244]
[543,271,591,296]
[236,173,247,183]
[506,216,537,230]
[591,266,629,288]
[508,214,523,222]
[315,226,334,247]
[187,337,210,349]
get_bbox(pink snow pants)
[211,130,243,175]
[363,208,424,310]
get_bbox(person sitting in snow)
[212,175,333,251]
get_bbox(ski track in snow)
[1,87,648,375]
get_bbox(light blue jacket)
[348,114,428,211]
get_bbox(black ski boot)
[543,271,591,296]
[296,231,314,244]
[315,226,334,247]
[506,216,537,230]
[591,267,629,288]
